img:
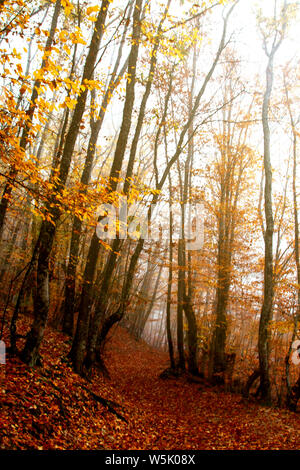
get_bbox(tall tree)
[209,67,253,382]
[256,0,287,403]
[62,2,133,336]
[70,0,144,373]
[283,67,300,410]
[20,0,111,366]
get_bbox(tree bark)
[70,0,143,373]
[283,73,300,411]
[62,6,130,336]
[20,0,110,366]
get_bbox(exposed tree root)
[83,387,128,423]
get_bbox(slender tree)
[257,0,287,403]
[70,0,144,373]
[20,0,111,366]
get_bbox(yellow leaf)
[63,44,71,55]
[86,5,100,16]
[59,30,68,43]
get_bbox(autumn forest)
[1,0,300,452]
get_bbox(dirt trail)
[103,328,300,450]
[2,321,300,450]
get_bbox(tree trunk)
[284,72,300,411]
[71,0,143,373]
[20,0,110,366]
[166,194,175,370]
[62,4,131,335]
[258,53,276,405]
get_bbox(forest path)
[2,320,300,450]
[104,327,300,450]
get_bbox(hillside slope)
[1,318,300,450]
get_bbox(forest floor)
[1,316,300,450]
